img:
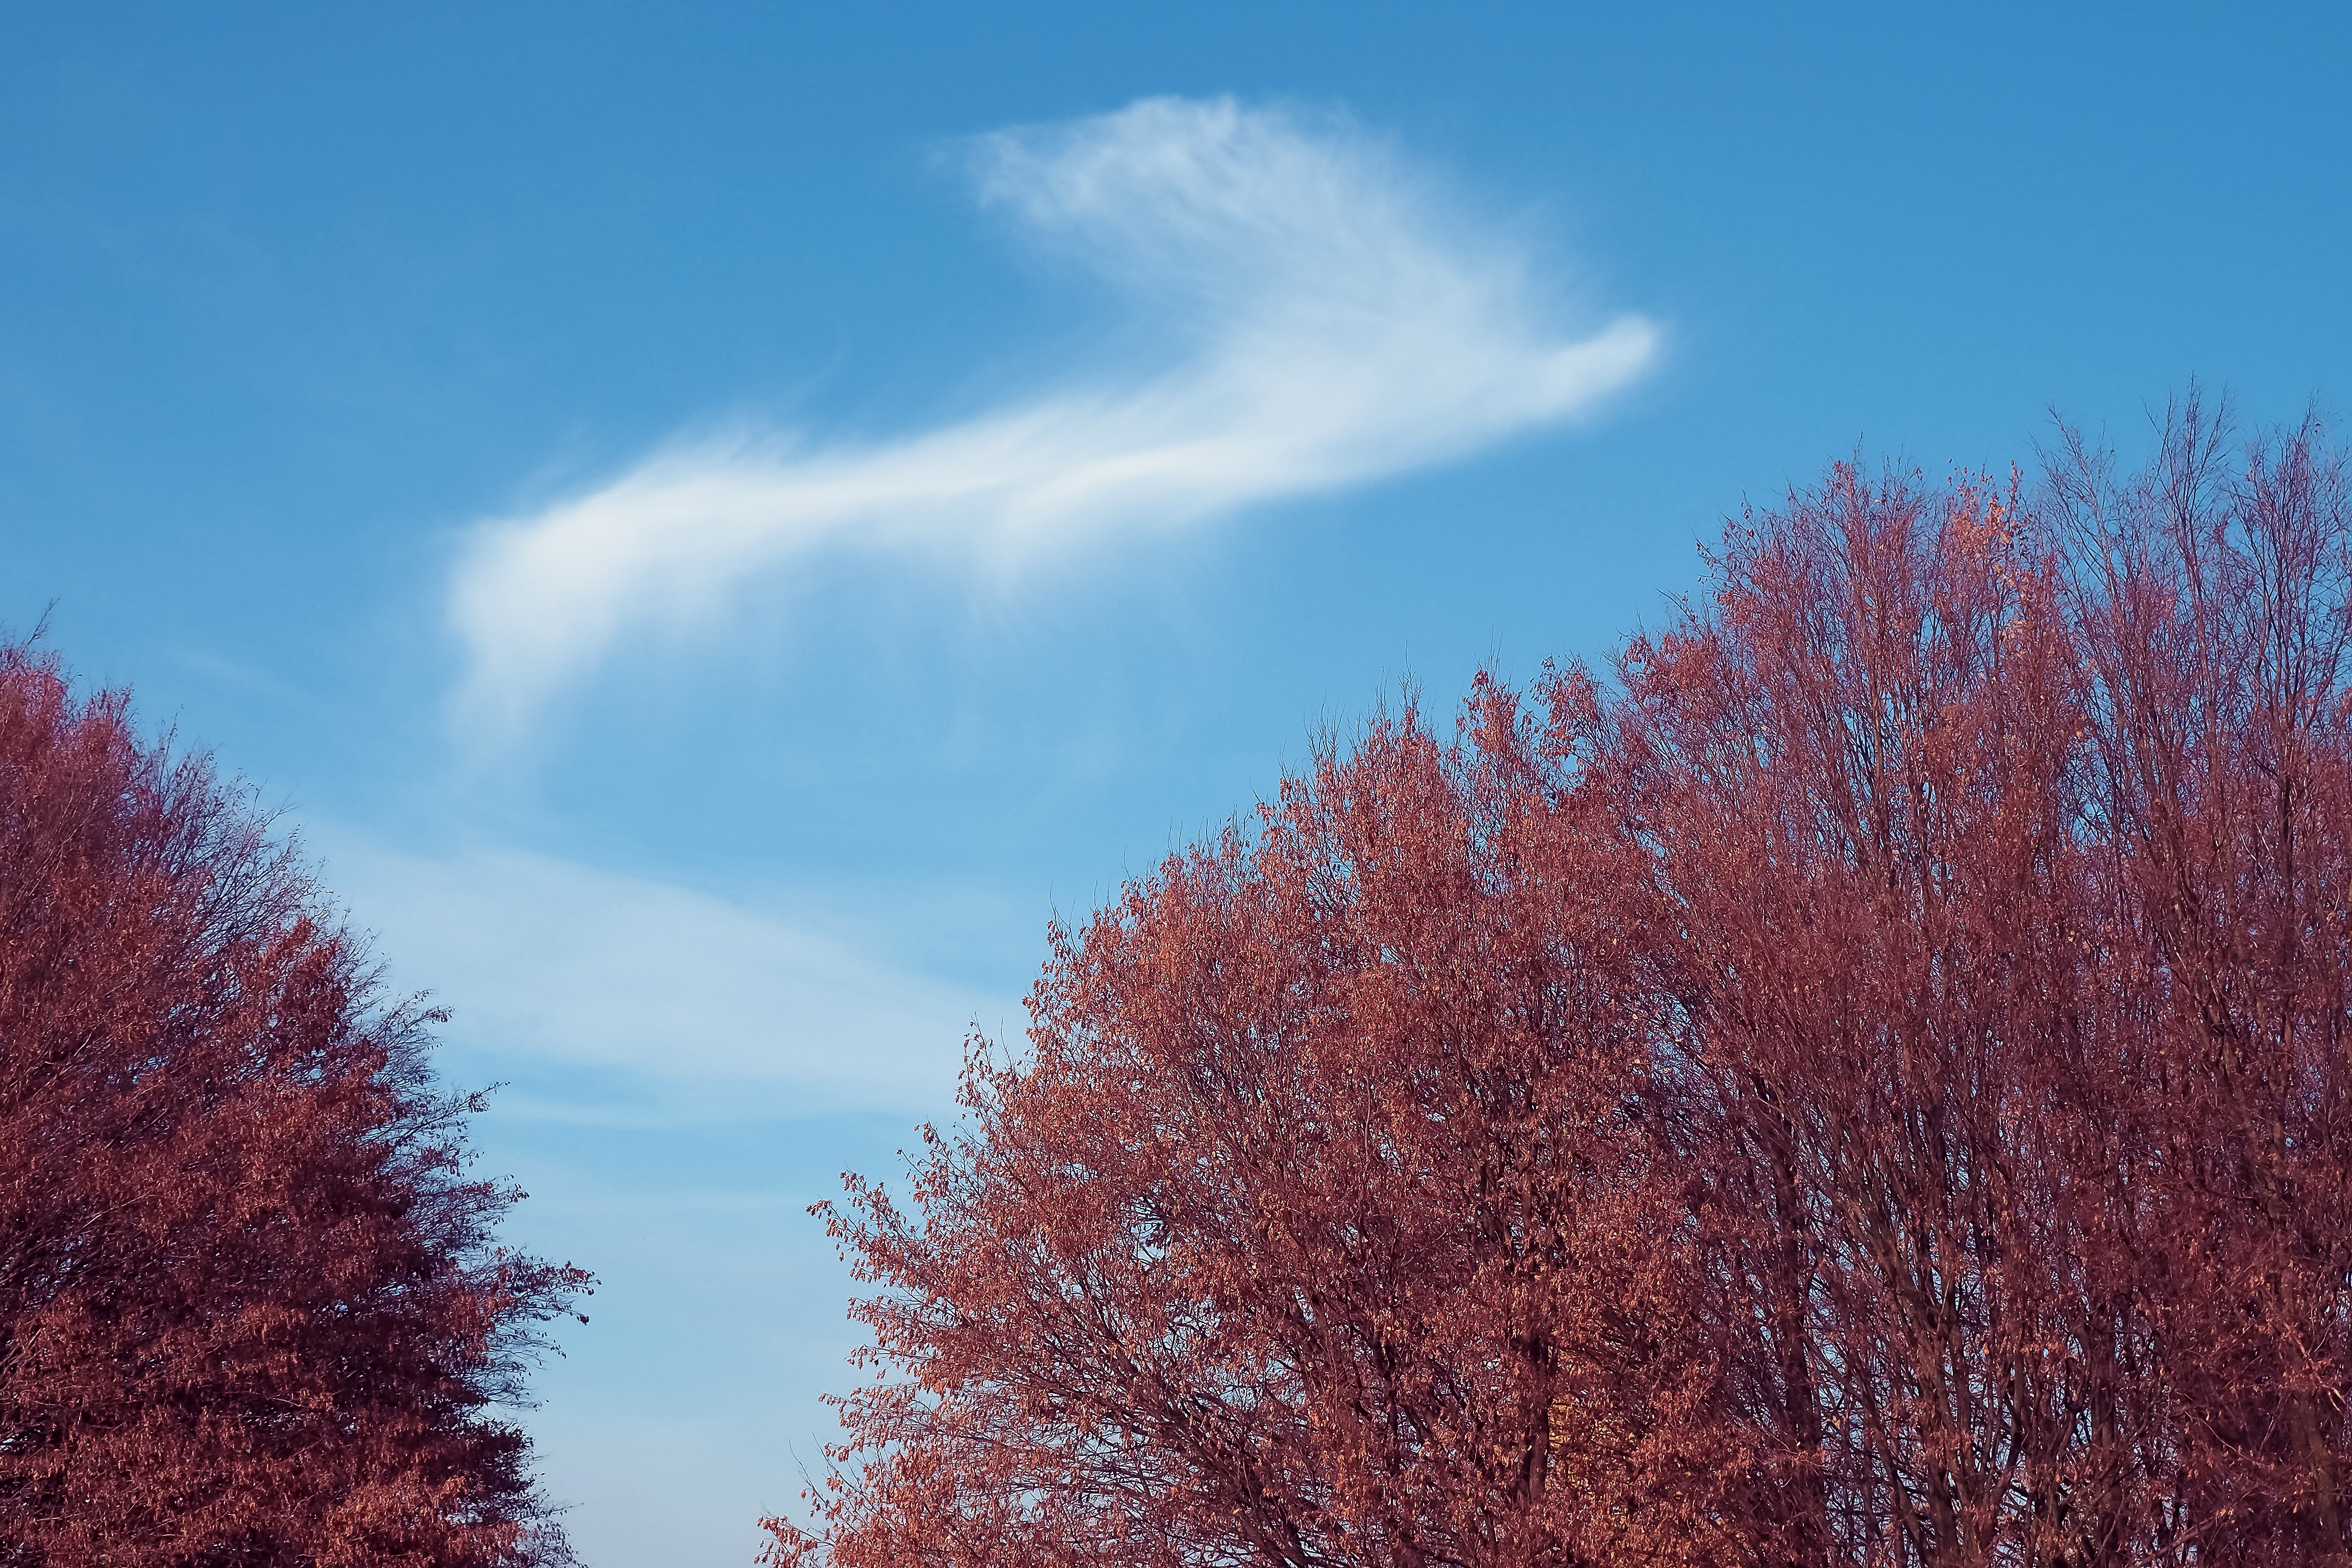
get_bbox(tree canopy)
[0,645,589,1566]
[776,398,2352,1568]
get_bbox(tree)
[777,397,2352,1568]
[771,687,1737,1568]
[2040,399,2352,1561]
[1619,401,2352,1565]
[0,644,590,1566]
[1618,457,2145,1564]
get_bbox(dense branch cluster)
[775,402,2352,1567]
[0,648,589,1566]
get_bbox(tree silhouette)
[0,645,590,1566]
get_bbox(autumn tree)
[0,644,590,1566]
[771,683,1737,1568]
[777,396,2352,1568]
[2042,400,2352,1561]
[1618,456,2147,1565]
[1613,400,2352,1565]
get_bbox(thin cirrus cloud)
[448,95,1660,731]
[314,830,999,1115]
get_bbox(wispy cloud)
[449,95,1658,731]
[314,833,1001,1117]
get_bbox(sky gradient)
[5,4,2349,1561]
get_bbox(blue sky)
[5,4,2348,1560]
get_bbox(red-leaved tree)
[776,395,2352,1568]
[777,685,1736,1568]
[0,645,591,1566]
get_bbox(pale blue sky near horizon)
[5,4,2349,1561]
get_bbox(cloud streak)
[316,834,999,1116]
[450,96,1657,729]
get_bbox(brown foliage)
[0,647,590,1566]
[777,396,2352,1568]
[779,680,1733,1568]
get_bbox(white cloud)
[313,833,1001,1116]
[449,95,1658,731]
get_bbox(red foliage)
[0,648,590,1565]
[777,398,2352,1568]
